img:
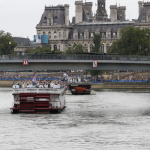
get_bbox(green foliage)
[65,43,85,54]
[90,70,103,81]
[0,30,17,55]
[65,48,73,54]
[43,45,51,53]
[52,49,62,54]
[91,34,101,53]
[25,45,51,54]
[108,26,150,56]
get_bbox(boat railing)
[13,88,64,94]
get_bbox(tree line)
[108,26,150,56]
[0,30,17,55]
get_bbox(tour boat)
[10,87,66,114]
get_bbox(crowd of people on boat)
[13,80,66,89]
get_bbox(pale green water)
[0,88,150,150]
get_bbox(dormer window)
[142,13,146,23]
[80,33,83,39]
[44,17,47,20]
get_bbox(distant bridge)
[0,54,150,71]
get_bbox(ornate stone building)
[35,0,149,53]
[133,2,150,29]
[13,37,34,53]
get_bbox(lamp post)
[102,42,105,53]
[9,41,11,60]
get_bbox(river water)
[0,88,150,150]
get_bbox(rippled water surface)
[1,88,150,150]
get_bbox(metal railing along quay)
[0,54,150,61]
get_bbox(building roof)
[72,21,134,33]
[77,21,133,25]
[39,6,65,26]
[12,37,32,47]
[138,3,150,22]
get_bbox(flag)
[63,73,67,77]
[32,75,37,85]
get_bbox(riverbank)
[91,82,150,89]
[1,80,150,89]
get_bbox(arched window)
[54,45,57,50]
[63,31,66,38]
[85,33,88,38]
[148,16,150,23]
[90,44,93,51]
[43,32,46,35]
[85,44,88,52]
[48,32,51,38]
[80,33,83,39]
[49,19,51,25]
[59,32,61,38]
[68,45,72,50]
[54,31,57,38]
[142,13,146,23]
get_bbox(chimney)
[138,1,143,16]
[110,5,117,22]
[75,1,83,24]
[64,4,70,26]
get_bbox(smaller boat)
[75,87,86,93]
[66,83,95,95]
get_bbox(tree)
[43,45,51,53]
[91,70,103,81]
[52,49,63,54]
[65,48,73,54]
[91,33,101,53]
[72,43,85,53]
[25,46,51,54]
[0,30,17,55]
[108,26,150,56]
[65,43,85,54]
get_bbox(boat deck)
[12,88,65,95]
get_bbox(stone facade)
[35,1,150,53]
[13,37,34,53]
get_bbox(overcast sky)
[0,0,139,40]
